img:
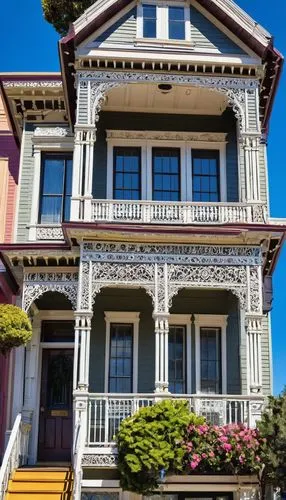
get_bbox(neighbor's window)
[192,150,220,202]
[143,4,157,38]
[168,6,185,40]
[39,154,72,223]
[113,147,141,200]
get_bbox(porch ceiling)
[103,83,228,115]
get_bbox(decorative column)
[73,312,93,392]
[246,265,263,394]
[242,134,261,203]
[71,127,96,222]
[245,315,263,393]
[153,313,170,393]
[153,263,170,393]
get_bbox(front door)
[38,349,73,461]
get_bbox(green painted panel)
[16,123,35,242]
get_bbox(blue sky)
[1,1,286,394]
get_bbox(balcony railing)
[86,394,265,447]
[91,200,267,225]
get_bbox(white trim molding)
[104,311,140,393]
[194,314,228,394]
[106,130,227,202]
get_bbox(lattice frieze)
[78,71,259,132]
[23,272,78,312]
[81,453,118,467]
[82,242,262,266]
[248,266,262,314]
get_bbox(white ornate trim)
[81,453,118,467]
[77,71,259,130]
[35,226,64,241]
[82,242,262,266]
[34,127,72,137]
[106,130,227,142]
[23,272,78,312]
[2,80,62,88]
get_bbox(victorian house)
[0,90,19,463]
[0,0,285,498]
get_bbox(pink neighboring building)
[0,90,19,461]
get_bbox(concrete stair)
[6,467,73,499]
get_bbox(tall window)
[168,6,185,40]
[169,326,186,394]
[39,154,72,223]
[143,4,157,38]
[200,327,222,394]
[152,148,180,201]
[109,324,133,393]
[192,150,220,202]
[113,147,141,200]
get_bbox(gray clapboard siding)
[94,8,137,46]
[247,90,259,131]
[259,144,268,206]
[261,315,271,394]
[190,5,246,54]
[16,124,35,242]
[93,109,239,202]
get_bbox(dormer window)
[168,6,185,40]
[143,4,157,38]
[139,2,189,42]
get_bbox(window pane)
[192,150,220,202]
[152,148,180,201]
[39,155,73,223]
[113,147,141,200]
[42,158,64,195]
[200,328,221,394]
[109,324,133,393]
[169,7,185,40]
[143,4,157,38]
[168,326,186,394]
[40,196,62,224]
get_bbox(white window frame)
[137,0,191,43]
[104,311,140,393]
[29,134,73,240]
[194,314,228,395]
[107,132,227,202]
[169,314,192,394]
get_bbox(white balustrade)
[86,394,265,447]
[0,414,30,499]
[92,200,267,225]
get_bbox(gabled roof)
[59,0,282,132]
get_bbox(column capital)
[245,315,263,334]
[152,312,170,322]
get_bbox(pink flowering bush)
[184,423,265,475]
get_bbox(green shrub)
[116,399,204,494]
[0,304,32,355]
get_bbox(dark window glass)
[200,327,221,394]
[41,321,74,342]
[113,147,141,200]
[109,324,133,393]
[169,325,186,394]
[143,4,157,38]
[169,6,185,40]
[192,150,220,202]
[39,154,73,223]
[152,148,180,201]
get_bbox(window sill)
[135,37,194,49]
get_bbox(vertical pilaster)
[245,315,263,393]
[242,135,261,202]
[153,313,170,393]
